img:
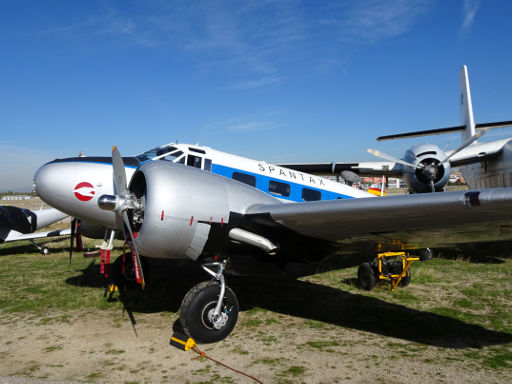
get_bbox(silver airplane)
[0,205,69,253]
[281,65,512,194]
[34,139,512,344]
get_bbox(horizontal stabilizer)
[377,121,512,141]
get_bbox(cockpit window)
[135,146,183,162]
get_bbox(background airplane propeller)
[368,128,488,193]
[69,218,83,264]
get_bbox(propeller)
[367,149,421,169]
[98,146,145,289]
[367,128,488,193]
[69,218,82,264]
[69,218,76,264]
[442,127,488,163]
[367,148,441,192]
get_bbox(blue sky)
[1,0,512,191]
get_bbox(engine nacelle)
[127,161,279,260]
[402,144,451,193]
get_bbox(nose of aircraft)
[34,160,67,210]
[33,157,128,228]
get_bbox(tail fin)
[460,65,476,142]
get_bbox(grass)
[1,237,512,382]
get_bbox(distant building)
[1,195,33,201]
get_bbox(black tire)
[358,262,377,291]
[399,269,411,287]
[111,253,139,289]
[419,248,434,262]
[180,281,239,344]
[40,247,49,255]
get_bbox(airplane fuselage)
[459,139,512,189]
[34,143,373,232]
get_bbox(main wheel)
[111,253,138,288]
[358,262,377,291]
[419,248,434,261]
[180,281,239,344]
[399,269,411,287]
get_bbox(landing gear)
[110,253,138,289]
[180,260,239,344]
[30,239,50,255]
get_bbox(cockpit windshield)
[135,145,184,163]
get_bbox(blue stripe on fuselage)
[211,164,353,202]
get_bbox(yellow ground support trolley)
[358,249,432,291]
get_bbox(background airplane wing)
[444,140,507,167]
[4,228,71,242]
[245,188,512,254]
[276,161,403,177]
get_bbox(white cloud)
[460,0,481,33]
[324,0,434,44]
[225,76,282,90]
[226,121,275,132]
[39,1,435,84]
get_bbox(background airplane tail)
[460,65,476,142]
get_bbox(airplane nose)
[33,157,125,228]
[33,161,66,208]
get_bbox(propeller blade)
[367,149,421,169]
[112,146,128,194]
[442,128,489,163]
[122,210,145,289]
[69,218,76,264]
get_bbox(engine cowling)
[402,144,451,193]
[127,161,279,260]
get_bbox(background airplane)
[0,205,70,254]
[33,138,512,344]
[280,66,512,194]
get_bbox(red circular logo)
[74,182,95,202]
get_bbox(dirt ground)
[0,308,509,384]
[1,277,511,384]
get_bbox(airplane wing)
[245,188,512,254]
[276,161,402,177]
[4,228,71,242]
[444,139,508,167]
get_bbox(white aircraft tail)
[459,65,476,142]
[377,65,512,142]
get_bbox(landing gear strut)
[180,260,239,344]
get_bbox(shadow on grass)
[66,257,512,349]
[435,241,512,264]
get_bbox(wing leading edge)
[245,188,512,254]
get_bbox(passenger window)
[302,188,321,201]
[232,172,256,187]
[269,180,290,197]
[204,159,212,172]
[187,154,202,168]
